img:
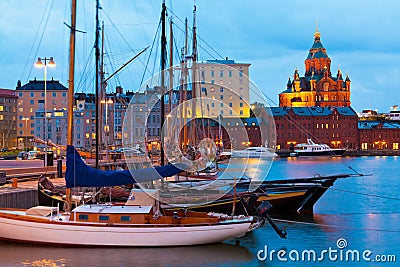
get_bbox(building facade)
[16,79,68,150]
[279,29,351,108]
[358,121,400,150]
[271,106,358,150]
[0,89,18,149]
[196,59,251,118]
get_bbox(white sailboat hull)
[0,211,252,247]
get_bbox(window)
[41,92,45,97]
[361,143,368,150]
[121,216,131,222]
[30,92,34,97]
[240,110,243,115]
[239,70,243,77]
[99,215,109,221]
[30,100,34,105]
[220,70,223,77]
[229,102,232,107]
[62,92,66,97]
[228,70,232,77]
[0,115,3,120]
[52,92,56,97]
[220,95,223,100]
[78,214,89,220]
[220,87,224,92]
[240,102,243,107]
[323,83,329,91]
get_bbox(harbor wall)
[0,188,38,209]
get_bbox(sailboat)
[0,1,257,247]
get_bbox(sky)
[1,0,400,113]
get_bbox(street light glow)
[35,56,56,167]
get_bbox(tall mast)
[169,17,173,113]
[181,18,188,149]
[100,22,105,154]
[66,0,77,212]
[95,0,101,168]
[160,0,167,166]
[191,5,197,146]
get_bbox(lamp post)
[35,57,56,167]
[22,117,29,151]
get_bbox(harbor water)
[0,156,399,266]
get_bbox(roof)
[16,78,68,91]
[336,107,357,116]
[204,59,250,66]
[358,121,400,129]
[270,106,357,117]
[292,107,312,116]
[0,88,17,97]
[270,107,289,116]
[73,204,152,214]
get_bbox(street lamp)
[35,57,56,167]
[22,117,29,151]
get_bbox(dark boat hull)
[296,149,346,156]
[162,176,341,216]
[39,175,346,216]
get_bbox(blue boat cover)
[66,145,185,188]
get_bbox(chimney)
[116,86,123,94]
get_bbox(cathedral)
[279,28,351,107]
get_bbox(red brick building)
[358,121,400,150]
[271,106,358,151]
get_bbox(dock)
[0,177,65,209]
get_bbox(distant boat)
[294,139,346,156]
[231,146,278,158]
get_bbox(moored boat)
[231,146,278,158]
[0,202,254,247]
[0,145,257,247]
[294,138,346,156]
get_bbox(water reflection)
[0,242,252,267]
